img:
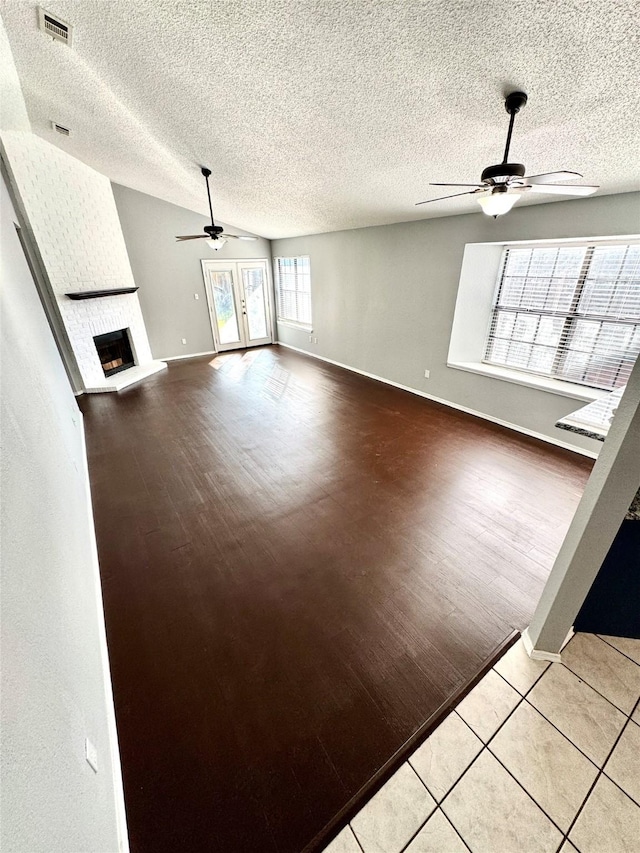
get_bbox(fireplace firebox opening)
[93,329,135,377]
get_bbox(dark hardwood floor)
[79,346,592,853]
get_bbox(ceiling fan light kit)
[206,238,227,250]
[416,91,599,218]
[476,186,521,217]
[175,166,258,245]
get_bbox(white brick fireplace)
[1,130,165,392]
[59,292,157,392]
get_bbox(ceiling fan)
[175,167,258,249]
[416,92,599,217]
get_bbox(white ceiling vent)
[51,121,71,136]
[38,7,73,46]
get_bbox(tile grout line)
[515,660,640,811]
[346,823,366,853]
[400,695,532,845]
[396,751,476,853]
[486,742,571,840]
[558,658,637,715]
[457,660,634,848]
[593,633,640,668]
[437,806,473,853]
[399,671,534,815]
[600,696,640,809]
[504,657,634,770]
[395,805,472,853]
[395,761,444,851]
[451,667,602,840]
[560,653,639,715]
[558,694,640,847]
[518,694,603,769]
[601,767,640,810]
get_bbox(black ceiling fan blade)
[429,182,486,188]
[175,234,210,241]
[416,190,483,205]
[526,184,599,196]
[525,171,583,184]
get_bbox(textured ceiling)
[1,0,639,238]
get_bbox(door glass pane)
[211,271,240,344]
[242,268,268,340]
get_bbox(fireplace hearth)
[94,329,135,377]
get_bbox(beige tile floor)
[323,633,640,853]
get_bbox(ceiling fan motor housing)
[481,162,526,184]
[204,224,225,237]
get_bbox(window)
[484,243,640,391]
[274,256,312,327]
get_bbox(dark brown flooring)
[79,346,592,853]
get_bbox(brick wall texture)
[2,131,153,388]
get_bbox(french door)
[201,259,273,351]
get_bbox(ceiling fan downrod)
[501,91,528,164]
[480,92,528,184]
[201,166,224,238]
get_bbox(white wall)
[112,183,272,360]
[1,131,154,391]
[273,192,640,455]
[0,171,126,851]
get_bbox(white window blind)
[274,256,312,326]
[484,243,640,391]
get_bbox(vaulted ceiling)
[1,0,639,238]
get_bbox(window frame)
[273,255,313,330]
[483,241,640,392]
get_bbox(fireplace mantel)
[65,287,139,300]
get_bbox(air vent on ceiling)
[51,121,71,136]
[38,7,73,46]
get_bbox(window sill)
[447,361,604,403]
[277,320,313,332]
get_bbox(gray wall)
[1,173,124,851]
[273,192,640,455]
[112,183,272,360]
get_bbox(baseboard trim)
[561,627,575,650]
[160,350,217,362]
[276,343,598,459]
[521,627,563,663]
[80,419,130,852]
[303,630,520,853]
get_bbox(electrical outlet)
[181,338,187,345]
[314,337,318,344]
[424,369,430,378]
[85,738,98,773]
[194,293,199,300]
[309,335,313,342]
